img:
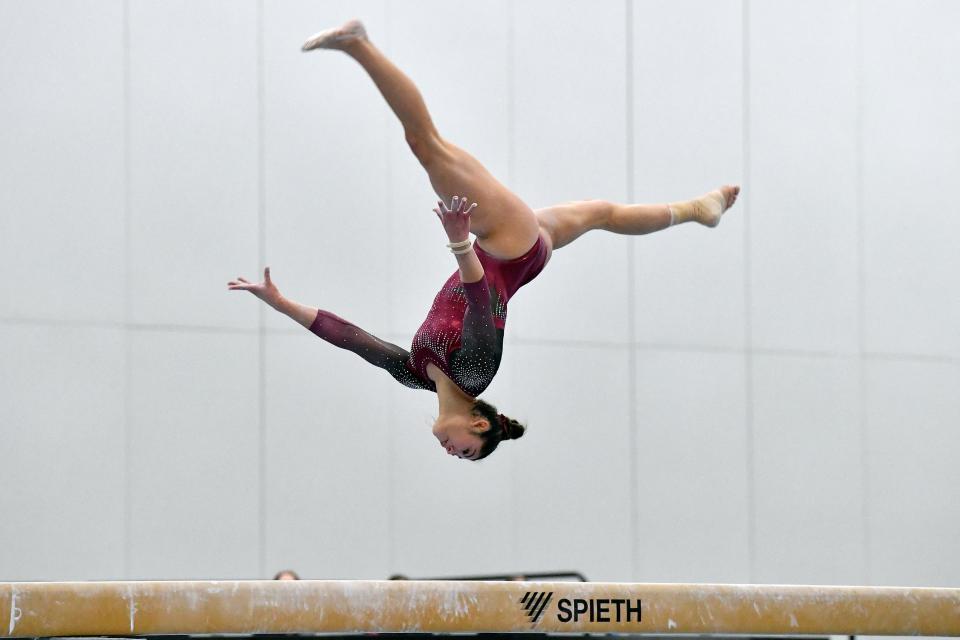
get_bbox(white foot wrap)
[670,190,727,227]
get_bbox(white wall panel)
[0,325,125,580]
[128,0,259,329]
[264,331,391,579]
[2,0,960,590]
[862,2,960,358]
[263,0,391,331]
[127,331,260,578]
[0,2,125,322]
[511,0,630,344]
[749,0,859,353]
[864,359,960,586]
[634,349,750,582]
[752,355,864,584]
[512,344,633,582]
[632,0,745,349]
[384,1,511,337]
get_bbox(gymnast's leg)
[302,20,540,259]
[535,185,740,250]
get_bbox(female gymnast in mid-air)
[229,19,740,461]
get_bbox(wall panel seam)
[384,0,397,576]
[122,0,132,581]
[741,0,756,583]
[854,0,871,584]
[256,0,268,580]
[624,0,639,582]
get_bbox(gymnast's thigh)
[425,138,541,260]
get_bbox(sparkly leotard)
[308,234,549,397]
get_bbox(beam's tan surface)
[2,580,960,637]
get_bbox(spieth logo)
[519,591,553,624]
[518,592,644,626]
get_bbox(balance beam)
[2,580,959,637]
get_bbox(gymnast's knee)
[578,199,616,230]
[404,130,445,167]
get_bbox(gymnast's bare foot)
[301,18,368,52]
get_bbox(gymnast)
[229,19,739,461]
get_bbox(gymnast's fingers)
[464,202,478,215]
[264,266,272,283]
[437,199,448,214]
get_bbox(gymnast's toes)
[721,184,740,209]
[301,18,368,52]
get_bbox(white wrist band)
[446,238,472,250]
[450,241,474,255]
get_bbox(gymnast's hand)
[433,195,477,242]
[228,266,283,310]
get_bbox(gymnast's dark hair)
[272,569,300,580]
[472,398,526,460]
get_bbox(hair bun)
[497,414,526,441]
[497,414,511,440]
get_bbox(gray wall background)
[1,0,958,585]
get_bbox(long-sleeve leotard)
[307,309,426,389]
[308,274,502,396]
[306,234,549,397]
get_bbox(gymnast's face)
[432,414,490,460]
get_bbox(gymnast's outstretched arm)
[434,197,501,393]
[227,268,420,387]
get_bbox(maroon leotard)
[308,234,549,397]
